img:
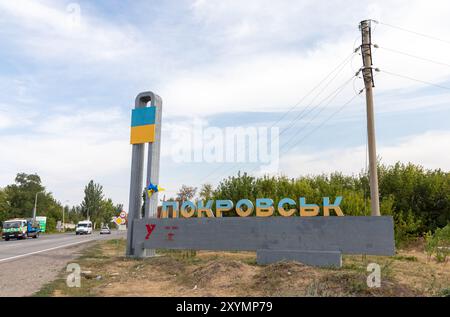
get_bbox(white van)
[75,220,93,235]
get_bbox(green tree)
[0,173,65,232]
[67,206,83,224]
[199,183,214,201]
[80,180,104,222]
[0,188,10,226]
[177,185,197,202]
[98,198,117,226]
[4,173,45,219]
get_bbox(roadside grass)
[34,239,127,297]
[34,239,450,297]
[393,255,418,262]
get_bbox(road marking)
[0,236,80,250]
[0,237,103,264]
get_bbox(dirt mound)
[313,272,420,297]
[252,261,320,295]
[147,255,188,276]
[187,260,252,289]
[262,261,312,273]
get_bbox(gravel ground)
[0,242,96,297]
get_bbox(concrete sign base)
[132,216,395,267]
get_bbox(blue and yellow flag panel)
[130,107,156,144]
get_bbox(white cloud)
[0,112,13,129]
[34,107,124,136]
[280,130,450,176]
[380,131,450,169]
[0,101,37,129]
[0,0,144,62]
[161,46,356,116]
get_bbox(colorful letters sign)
[160,197,344,218]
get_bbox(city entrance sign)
[126,91,395,267]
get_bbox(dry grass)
[35,239,450,297]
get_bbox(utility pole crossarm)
[360,20,381,217]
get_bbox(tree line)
[0,173,122,231]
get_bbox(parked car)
[75,220,92,235]
[100,225,111,234]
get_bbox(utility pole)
[62,200,69,232]
[360,20,380,216]
[32,191,43,220]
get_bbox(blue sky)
[0,0,449,209]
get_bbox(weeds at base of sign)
[392,255,418,262]
[157,249,198,260]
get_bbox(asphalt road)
[0,230,126,296]
[0,230,126,263]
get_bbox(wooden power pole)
[360,20,381,216]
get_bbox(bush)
[425,224,450,263]
[45,217,57,233]
[440,288,450,297]
[393,209,422,246]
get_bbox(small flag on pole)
[147,182,165,198]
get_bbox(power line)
[247,92,361,176]
[278,76,355,152]
[376,21,450,45]
[281,93,361,156]
[224,75,355,182]
[381,69,450,91]
[278,74,355,141]
[200,74,356,185]
[268,51,356,129]
[197,52,355,185]
[375,45,450,68]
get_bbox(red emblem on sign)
[145,224,156,240]
[164,226,178,241]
